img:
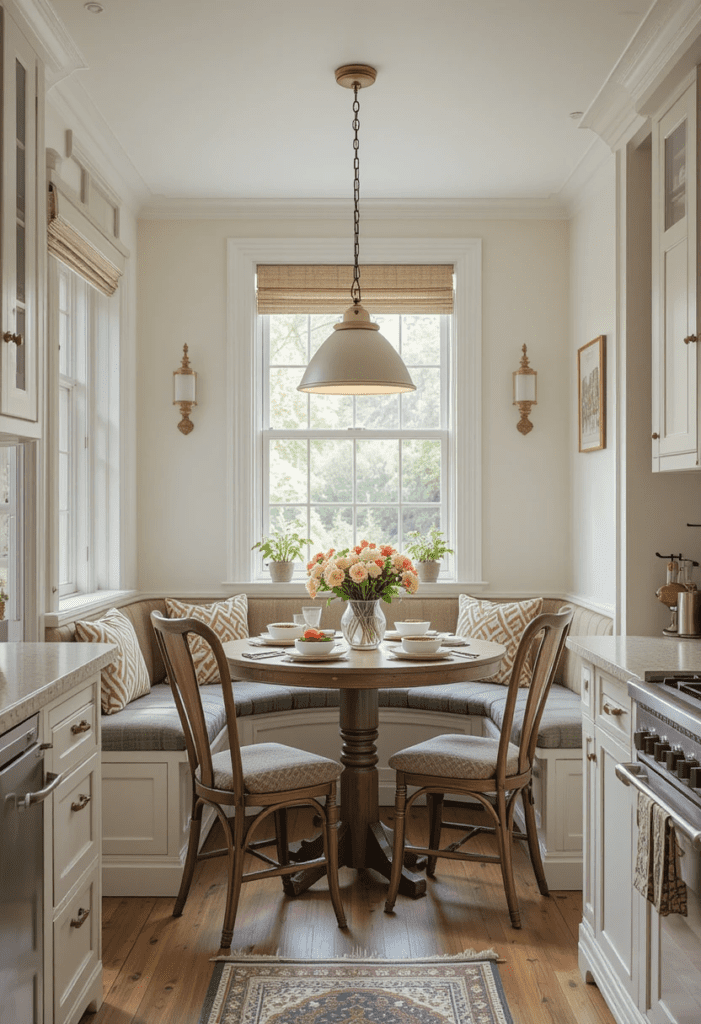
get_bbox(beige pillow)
[456,594,543,687]
[75,607,151,715]
[165,594,248,684]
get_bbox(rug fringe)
[213,947,503,963]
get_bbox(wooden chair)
[384,606,574,928]
[151,611,347,949]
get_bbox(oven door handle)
[16,771,63,810]
[615,762,701,851]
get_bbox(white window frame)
[225,238,482,588]
[52,257,122,601]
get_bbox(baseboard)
[102,857,186,897]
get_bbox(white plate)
[384,629,439,641]
[258,633,298,646]
[285,646,346,662]
[387,647,452,661]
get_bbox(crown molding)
[9,0,86,86]
[581,0,701,149]
[48,76,150,215]
[139,195,568,222]
[557,135,618,214]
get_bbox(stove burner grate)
[662,674,701,703]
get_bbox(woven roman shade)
[47,182,124,296]
[257,264,454,314]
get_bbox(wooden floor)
[80,807,615,1024]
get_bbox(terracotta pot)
[416,560,441,583]
[267,561,295,583]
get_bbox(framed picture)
[578,335,606,452]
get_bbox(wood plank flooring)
[80,808,615,1024]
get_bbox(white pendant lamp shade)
[298,303,415,394]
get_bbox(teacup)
[401,635,442,655]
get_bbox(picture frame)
[578,335,606,453]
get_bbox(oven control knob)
[643,734,660,755]
[654,741,671,762]
[690,766,701,790]
[634,730,651,751]
[678,758,699,781]
[665,749,683,772]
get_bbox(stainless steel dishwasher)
[0,714,62,1023]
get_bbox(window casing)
[258,311,454,576]
[55,259,121,599]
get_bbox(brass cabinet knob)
[2,331,22,345]
[587,752,597,762]
[684,334,698,344]
[652,432,660,440]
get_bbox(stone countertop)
[566,634,701,685]
[0,642,116,733]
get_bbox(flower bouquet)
[306,541,419,648]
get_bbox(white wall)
[569,154,617,616]
[136,215,571,597]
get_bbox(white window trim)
[225,237,482,586]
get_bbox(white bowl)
[267,622,305,641]
[394,620,431,637]
[294,637,337,656]
[401,635,442,655]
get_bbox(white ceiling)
[48,0,650,203]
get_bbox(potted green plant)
[252,520,313,583]
[404,527,453,583]
[0,587,7,621]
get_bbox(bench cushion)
[101,679,580,753]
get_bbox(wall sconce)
[173,344,197,434]
[513,344,537,435]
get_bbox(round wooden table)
[224,636,505,898]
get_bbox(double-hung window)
[256,263,455,577]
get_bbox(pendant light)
[298,65,415,395]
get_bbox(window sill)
[221,581,489,598]
[45,589,139,628]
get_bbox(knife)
[242,650,284,659]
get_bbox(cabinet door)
[594,726,638,1001]
[582,716,596,929]
[652,79,698,470]
[0,9,38,422]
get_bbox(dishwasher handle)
[17,771,63,810]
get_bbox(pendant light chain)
[351,82,362,306]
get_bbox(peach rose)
[349,563,369,583]
[324,566,346,588]
[306,578,319,598]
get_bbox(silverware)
[450,650,479,659]
[242,650,284,660]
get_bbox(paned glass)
[16,145,25,220]
[401,367,441,428]
[59,452,69,510]
[309,391,353,429]
[16,223,25,304]
[59,311,69,376]
[270,313,307,365]
[269,367,307,428]
[309,505,353,553]
[0,450,10,505]
[665,120,686,230]
[269,438,307,504]
[402,439,441,502]
[310,439,352,503]
[402,314,441,365]
[0,514,8,559]
[402,506,440,538]
[372,314,400,350]
[15,60,25,146]
[59,513,68,586]
[356,506,399,545]
[59,388,69,452]
[356,392,399,429]
[356,439,398,503]
[310,313,342,355]
[14,310,25,392]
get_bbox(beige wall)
[136,215,571,597]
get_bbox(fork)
[242,650,284,660]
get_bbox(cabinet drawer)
[49,684,98,777]
[53,753,99,907]
[53,867,100,1024]
[597,672,632,746]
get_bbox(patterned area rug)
[198,952,512,1024]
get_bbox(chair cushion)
[202,742,342,794]
[165,594,248,684]
[456,594,543,687]
[389,733,520,780]
[75,607,151,714]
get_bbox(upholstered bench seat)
[100,678,581,753]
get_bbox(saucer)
[388,647,451,661]
[258,633,297,646]
[285,647,347,662]
[385,629,438,641]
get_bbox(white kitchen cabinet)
[579,663,646,1024]
[41,677,102,1024]
[651,72,700,471]
[0,5,42,435]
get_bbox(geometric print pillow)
[74,607,151,715]
[164,593,248,684]
[456,594,543,687]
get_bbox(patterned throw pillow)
[164,594,248,684]
[456,594,543,687]
[75,607,151,715]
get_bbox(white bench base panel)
[101,707,582,897]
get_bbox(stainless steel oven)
[618,675,701,1024]
[0,714,61,1024]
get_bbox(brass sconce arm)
[173,344,197,434]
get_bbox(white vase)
[416,560,441,583]
[341,599,387,649]
[268,561,294,583]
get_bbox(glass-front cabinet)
[0,7,40,430]
[651,73,699,471]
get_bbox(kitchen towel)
[633,791,687,916]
